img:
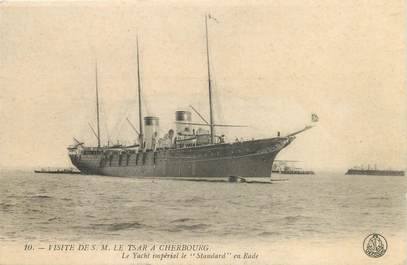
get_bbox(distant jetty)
[345,168,404,176]
[34,167,81,174]
[274,169,315,175]
[272,160,315,175]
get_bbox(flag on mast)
[311,113,319,122]
[208,14,219,23]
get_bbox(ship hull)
[345,169,405,176]
[69,137,293,178]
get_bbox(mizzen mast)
[95,60,101,148]
[205,14,215,144]
[136,37,144,146]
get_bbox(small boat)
[34,167,81,174]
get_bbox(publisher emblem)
[363,233,387,258]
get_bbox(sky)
[0,0,406,171]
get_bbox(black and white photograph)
[0,1,405,264]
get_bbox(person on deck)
[152,132,158,151]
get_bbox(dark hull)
[69,137,293,178]
[34,170,81,174]
[345,169,405,176]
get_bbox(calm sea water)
[0,169,405,243]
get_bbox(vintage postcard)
[0,0,405,264]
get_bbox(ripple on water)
[257,231,281,237]
[170,218,195,223]
[89,222,146,231]
[178,196,205,203]
[368,196,389,200]
[280,215,310,223]
[29,195,53,200]
[173,223,210,231]
[0,203,14,211]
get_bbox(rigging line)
[175,121,248,128]
[88,123,99,142]
[110,101,133,141]
[99,103,111,144]
[126,117,140,136]
[189,105,209,125]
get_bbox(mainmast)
[95,60,101,148]
[205,14,215,144]
[136,37,144,147]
